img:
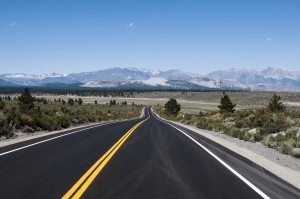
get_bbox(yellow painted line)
[62,119,147,199]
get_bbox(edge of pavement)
[151,109,300,190]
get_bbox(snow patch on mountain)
[260,67,300,80]
[3,73,69,79]
[139,77,169,86]
[190,77,248,89]
[129,67,161,76]
[189,77,220,88]
[82,81,118,88]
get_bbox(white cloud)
[127,22,134,28]
[266,38,273,42]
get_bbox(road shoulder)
[166,120,300,190]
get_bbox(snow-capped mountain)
[205,67,300,91]
[0,78,19,87]
[0,73,70,86]
[81,76,247,90]
[260,67,300,80]
[190,77,249,90]
[2,66,300,91]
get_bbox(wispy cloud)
[126,22,134,28]
[266,38,273,42]
[8,21,22,27]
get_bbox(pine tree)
[109,100,116,106]
[68,98,74,106]
[218,93,236,113]
[18,87,35,113]
[78,98,83,105]
[267,94,285,112]
[165,98,181,115]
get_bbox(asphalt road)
[0,107,299,199]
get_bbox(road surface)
[0,107,299,198]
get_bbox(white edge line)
[0,108,146,157]
[150,108,270,199]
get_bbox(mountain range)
[0,67,300,91]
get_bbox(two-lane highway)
[0,107,299,198]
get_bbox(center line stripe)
[62,118,147,199]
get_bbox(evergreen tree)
[18,87,35,113]
[78,98,83,105]
[267,94,286,112]
[165,98,181,115]
[218,93,236,113]
[109,100,116,106]
[67,98,74,106]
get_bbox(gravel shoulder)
[168,120,300,190]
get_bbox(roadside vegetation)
[155,94,300,158]
[0,88,143,139]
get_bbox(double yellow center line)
[62,119,147,199]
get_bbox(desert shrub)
[4,106,19,124]
[270,134,286,143]
[280,142,293,155]
[238,131,245,140]
[243,133,252,141]
[254,133,264,142]
[222,125,231,135]
[196,118,210,129]
[36,114,60,131]
[58,114,71,128]
[22,125,35,133]
[260,121,282,135]
[19,114,34,127]
[260,114,288,135]
[61,106,70,114]
[231,128,239,138]
[292,148,300,158]
[224,117,236,127]
[0,112,13,137]
[0,99,142,137]
[211,123,227,132]
[0,101,4,109]
[199,111,204,116]
[250,109,269,127]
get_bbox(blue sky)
[1,0,299,75]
